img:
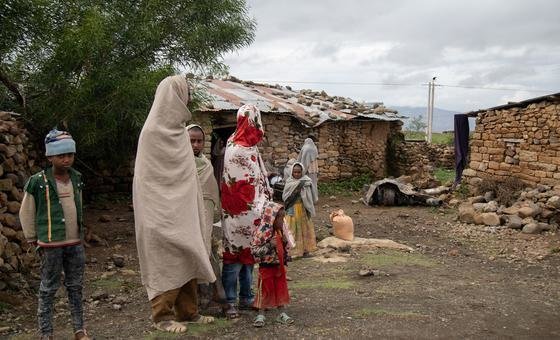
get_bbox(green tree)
[407,114,427,132]
[0,0,255,163]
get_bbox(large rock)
[505,215,523,229]
[518,205,540,218]
[458,204,476,224]
[481,213,500,226]
[317,236,414,252]
[502,206,520,215]
[472,203,486,211]
[546,196,560,210]
[521,222,550,234]
[483,201,499,213]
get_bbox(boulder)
[458,204,476,224]
[481,213,500,226]
[518,206,540,218]
[502,206,520,215]
[522,223,543,234]
[505,215,523,229]
[483,201,499,213]
[546,196,560,210]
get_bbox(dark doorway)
[211,126,235,185]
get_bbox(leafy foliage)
[0,0,255,164]
[406,114,427,132]
[318,173,372,196]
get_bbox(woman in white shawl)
[297,137,319,198]
[221,104,272,318]
[133,75,216,333]
[282,162,318,258]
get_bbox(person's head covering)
[186,124,205,136]
[283,158,297,180]
[231,104,264,147]
[45,128,76,156]
[298,138,318,165]
[282,161,317,216]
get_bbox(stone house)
[190,77,404,181]
[462,92,560,186]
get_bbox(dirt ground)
[2,193,560,339]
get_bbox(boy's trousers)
[150,279,199,323]
[38,244,85,336]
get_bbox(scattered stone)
[518,206,539,218]
[329,196,337,200]
[505,215,523,229]
[522,223,542,234]
[447,249,460,256]
[112,254,125,268]
[502,206,520,215]
[358,268,380,277]
[448,198,460,207]
[458,204,476,224]
[112,304,122,311]
[92,291,109,301]
[483,191,495,202]
[483,201,499,213]
[99,215,111,223]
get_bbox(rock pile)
[0,111,38,291]
[458,184,560,234]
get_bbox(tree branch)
[0,67,26,110]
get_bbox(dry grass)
[475,177,525,206]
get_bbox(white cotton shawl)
[297,138,319,198]
[282,162,317,216]
[133,75,216,300]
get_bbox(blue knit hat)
[45,128,76,156]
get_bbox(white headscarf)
[133,75,215,300]
[282,162,317,216]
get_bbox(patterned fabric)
[285,200,317,257]
[221,104,272,254]
[44,128,76,156]
[253,233,290,309]
[251,202,294,264]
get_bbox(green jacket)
[24,167,84,243]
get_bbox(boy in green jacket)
[19,129,91,340]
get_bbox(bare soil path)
[3,194,560,339]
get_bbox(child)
[19,129,91,340]
[250,202,295,327]
[186,124,226,311]
[282,162,318,258]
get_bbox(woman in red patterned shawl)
[221,104,272,318]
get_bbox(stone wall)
[190,111,399,180]
[463,100,560,186]
[0,111,39,291]
[396,141,455,174]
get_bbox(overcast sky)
[223,0,560,112]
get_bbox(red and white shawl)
[221,104,272,256]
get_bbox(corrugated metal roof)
[199,78,404,127]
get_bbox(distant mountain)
[389,106,475,132]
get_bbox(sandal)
[239,299,255,310]
[154,320,187,333]
[253,314,265,327]
[224,304,240,319]
[186,315,215,324]
[276,312,294,325]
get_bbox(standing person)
[186,124,227,308]
[251,202,295,327]
[221,104,271,318]
[134,75,216,334]
[211,137,226,186]
[297,136,319,199]
[282,162,318,258]
[19,129,91,340]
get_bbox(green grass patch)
[291,279,355,290]
[355,307,427,319]
[90,276,124,291]
[318,173,371,196]
[434,167,455,184]
[361,250,436,268]
[404,131,454,145]
[145,319,230,339]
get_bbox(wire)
[248,79,555,93]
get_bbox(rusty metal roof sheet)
[199,78,404,127]
[465,92,560,117]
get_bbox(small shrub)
[455,182,470,199]
[318,173,372,196]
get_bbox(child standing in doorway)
[250,202,295,327]
[282,162,318,258]
[19,129,91,340]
